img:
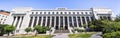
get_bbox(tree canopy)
[4,25,15,36]
[25,27,32,34]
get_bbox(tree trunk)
[8,33,9,36]
[27,32,28,35]
[35,32,37,36]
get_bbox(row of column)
[29,16,93,29]
[12,16,24,29]
[99,16,111,20]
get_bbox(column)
[54,16,56,28]
[102,16,104,19]
[49,16,52,28]
[31,16,35,28]
[67,16,70,27]
[106,16,108,20]
[59,16,60,29]
[89,16,91,21]
[80,16,83,27]
[76,16,79,28]
[13,16,18,26]
[17,16,22,29]
[45,16,48,26]
[63,16,65,29]
[40,16,43,26]
[71,16,74,27]
[36,16,39,25]
[84,16,88,28]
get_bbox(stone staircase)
[54,30,69,33]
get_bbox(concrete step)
[54,30,69,33]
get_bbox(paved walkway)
[52,33,69,38]
[90,32,102,38]
[0,36,7,38]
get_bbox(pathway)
[52,33,69,38]
[90,32,102,38]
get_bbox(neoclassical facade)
[5,7,113,34]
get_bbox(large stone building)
[0,10,10,24]
[5,7,113,34]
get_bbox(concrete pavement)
[90,32,102,38]
[52,33,69,38]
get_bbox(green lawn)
[69,32,96,38]
[13,35,53,38]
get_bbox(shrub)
[103,31,120,38]
[25,27,32,34]
[4,25,15,36]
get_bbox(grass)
[13,35,53,38]
[69,32,96,38]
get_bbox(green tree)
[42,26,50,33]
[34,25,50,36]
[25,27,32,34]
[103,31,120,38]
[0,24,7,36]
[4,25,15,36]
[102,21,120,33]
[115,15,120,22]
[34,25,42,36]
[88,20,104,31]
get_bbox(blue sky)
[0,0,120,16]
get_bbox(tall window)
[73,16,77,27]
[48,12,50,14]
[38,17,41,25]
[33,17,37,27]
[40,12,42,14]
[61,12,63,14]
[36,12,38,14]
[90,12,92,14]
[32,12,34,14]
[65,12,67,14]
[77,12,79,14]
[69,17,72,27]
[85,12,88,14]
[77,17,82,27]
[56,12,59,14]
[51,16,54,27]
[69,12,71,14]
[47,16,50,26]
[43,16,46,26]
[73,12,75,14]
[44,12,46,14]
[52,12,54,14]
[81,12,83,14]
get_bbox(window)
[36,12,38,14]
[81,12,83,14]
[90,12,92,14]
[69,12,71,14]
[77,12,79,14]
[61,12,63,14]
[65,12,67,14]
[56,12,59,14]
[48,12,50,14]
[52,12,54,14]
[32,12,34,14]
[85,12,87,14]
[40,12,42,14]
[73,12,75,14]
[44,12,46,14]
